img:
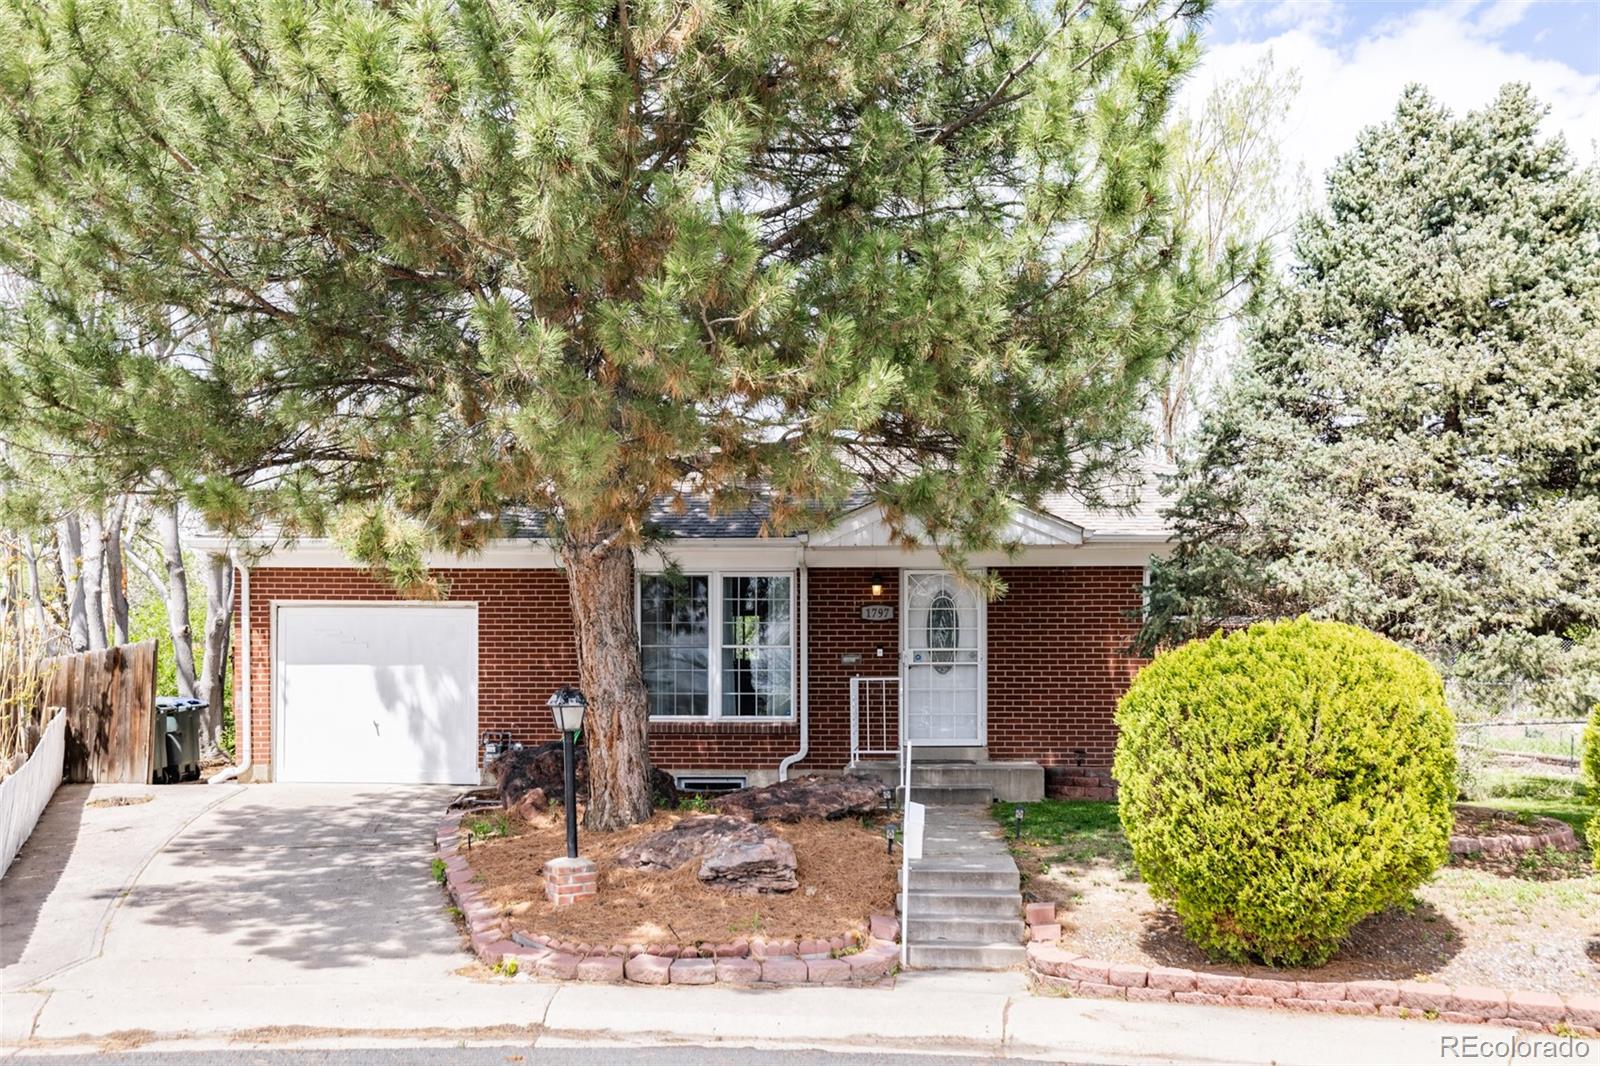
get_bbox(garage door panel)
[277,605,478,785]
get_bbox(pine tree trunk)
[197,552,234,755]
[80,510,109,651]
[155,503,199,698]
[55,516,89,653]
[560,533,653,831]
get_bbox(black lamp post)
[547,685,588,860]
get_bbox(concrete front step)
[900,887,1021,917]
[905,915,1025,943]
[906,942,1027,970]
[896,784,993,806]
[901,862,1019,893]
[849,760,1045,803]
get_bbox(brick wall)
[986,566,1147,771]
[232,567,801,777]
[798,568,900,772]
[233,563,1145,780]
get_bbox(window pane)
[640,574,709,716]
[721,576,793,717]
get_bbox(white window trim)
[638,570,798,723]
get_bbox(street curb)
[1025,941,1600,1037]
[436,811,902,987]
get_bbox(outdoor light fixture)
[1013,806,1025,840]
[547,686,588,860]
[880,786,894,812]
[870,572,884,597]
[885,822,898,856]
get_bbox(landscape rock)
[491,741,678,812]
[713,774,885,822]
[615,815,799,894]
[698,832,799,894]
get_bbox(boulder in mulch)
[698,832,799,894]
[490,742,679,812]
[712,774,885,823]
[616,815,799,894]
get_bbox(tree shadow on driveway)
[113,785,465,972]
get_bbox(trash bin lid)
[155,697,207,710]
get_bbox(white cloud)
[1189,2,1600,204]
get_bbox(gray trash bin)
[154,697,205,783]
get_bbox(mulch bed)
[462,807,897,947]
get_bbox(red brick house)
[203,483,1165,801]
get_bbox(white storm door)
[276,604,479,784]
[902,571,984,746]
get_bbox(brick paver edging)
[1025,943,1600,1036]
[1449,813,1579,857]
[436,811,902,986]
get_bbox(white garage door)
[276,604,479,784]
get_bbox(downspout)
[208,551,251,784]
[777,538,810,781]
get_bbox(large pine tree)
[1144,85,1600,709]
[1,0,1210,825]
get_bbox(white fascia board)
[802,542,1166,568]
[205,537,560,569]
[205,535,806,571]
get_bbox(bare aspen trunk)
[155,503,199,698]
[560,534,653,830]
[106,497,130,644]
[55,515,89,652]
[80,509,109,650]
[197,552,235,754]
[22,533,48,637]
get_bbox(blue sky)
[1208,1,1599,73]
[1187,0,1600,188]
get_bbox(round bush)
[1113,618,1456,967]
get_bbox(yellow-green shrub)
[1113,619,1456,967]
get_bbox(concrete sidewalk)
[11,964,1592,1063]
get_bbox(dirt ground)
[1017,803,1600,995]
[461,807,898,946]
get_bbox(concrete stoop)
[847,758,1045,804]
[899,806,1027,971]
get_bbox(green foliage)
[1142,86,1600,712]
[0,0,1211,563]
[1113,618,1457,966]
[430,857,447,884]
[677,793,712,814]
[466,813,512,843]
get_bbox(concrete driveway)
[2,783,547,1045]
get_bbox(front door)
[902,570,984,745]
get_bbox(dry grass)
[463,807,897,946]
[1013,798,1600,995]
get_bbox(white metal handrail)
[849,676,900,765]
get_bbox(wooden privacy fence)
[42,641,158,783]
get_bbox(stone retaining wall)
[436,810,901,986]
[1026,943,1600,1037]
[1449,817,1579,857]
